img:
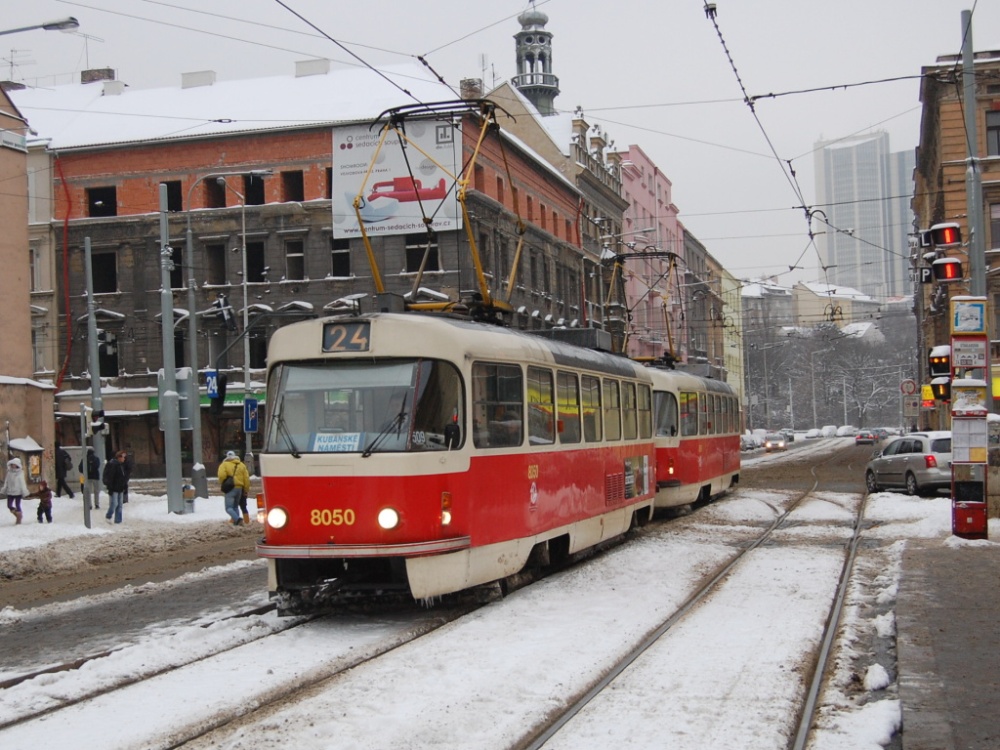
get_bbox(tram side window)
[680,391,698,437]
[472,362,524,449]
[557,371,581,444]
[603,379,622,441]
[581,375,603,442]
[638,384,652,439]
[721,396,730,434]
[622,382,638,440]
[654,390,679,437]
[698,392,709,435]
[528,366,555,445]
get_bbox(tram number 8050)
[310,508,356,526]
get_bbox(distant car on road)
[821,425,838,438]
[764,433,787,452]
[864,431,952,496]
[855,430,877,445]
[780,428,795,443]
[805,428,822,439]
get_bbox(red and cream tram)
[646,367,741,508]
[257,313,658,613]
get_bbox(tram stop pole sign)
[244,397,258,433]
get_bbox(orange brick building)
[12,64,597,475]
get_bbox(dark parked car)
[855,430,877,445]
[864,431,952,496]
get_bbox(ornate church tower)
[512,4,560,115]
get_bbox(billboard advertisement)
[333,119,462,239]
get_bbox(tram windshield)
[265,359,463,455]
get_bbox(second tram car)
[646,368,741,508]
[257,313,659,614]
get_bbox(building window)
[169,244,184,289]
[206,243,227,285]
[244,173,266,206]
[205,179,226,209]
[98,334,119,377]
[405,233,439,273]
[32,327,45,373]
[246,241,267,282]
[164,180,183,212]
[86,187,117,217]
[285,240,305,280]
[92,252,117,293]
[988,112,1000,157]
[331,237,350,277]
[496,176,505,204]
[325,167,333,200]
[474,165,485,192]
[991,203,1000,249]
[478,231,491,279]
[282,170,304,202]
[29,245,41,292]
[527,196,534,223]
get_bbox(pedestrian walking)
[217,451,250,526]
[28,480,53,523]
[102,450,128,524]
[121,450,134,503]
[2,457,30,524]
[54,441,75,498]
[79,447,102,509]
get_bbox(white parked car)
[836,425,857,437]
[821,425,838,438]
[805,428,822,439]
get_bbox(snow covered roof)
[798,281,875,302]
[9,63,456,150]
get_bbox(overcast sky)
[4,0,998,296]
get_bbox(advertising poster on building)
[332,119,462,239]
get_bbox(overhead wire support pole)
[960,10,993,416]
[158,183,184,513]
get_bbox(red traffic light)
[929,222,962,247]
[932,257,962,282]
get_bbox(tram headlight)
[441,509,453,526]
[377,507,400,530]
[266,507,289,529]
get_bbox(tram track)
[3,443,882,749]
[517,444,868,749]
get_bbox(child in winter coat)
[2,457,30,524]
[28,480,54,523]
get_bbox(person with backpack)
[54,442,75,499]
[217,451,250,526]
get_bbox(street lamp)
[184,169,271,494]
[215,175,263,476]
[0,17,79,36]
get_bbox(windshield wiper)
[362,394,408,458]
[273,409,301,458]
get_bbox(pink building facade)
[613,145,684,360]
